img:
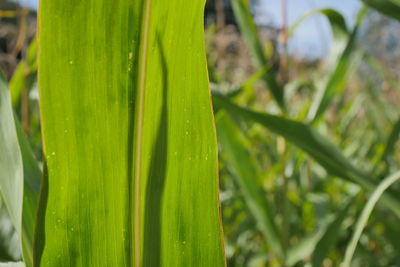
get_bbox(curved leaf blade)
[213,94,400,218]
[230,0,284,109]
[0,76,23,263]
[342,170,400,267]
[216,112,283,259]
[307,7,367,123]
[361,0,400,21]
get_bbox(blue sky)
[15,0,361,58]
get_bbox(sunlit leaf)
[37,0,225,266]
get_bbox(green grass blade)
[0,75,24,263]
[285,197,353,266]
[311,200,352,266]
[286,229,324,267]
[216,112,283,259]
[307,7,367,123]
[213,93,400,217]
[230,0,284,109]
[342,170,400,267]
[37,0,225,266]
[14,120,40,267]
[289,8,348,72]
[289,8,348,49]
[361,0,400,21]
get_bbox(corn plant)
[1,0,400,266]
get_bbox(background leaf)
[343,170,400,267]
[216,112,283,259]
[361,0,400,21]
[0,75,24,263]
[230,0,284,109]
[213,94,400,217]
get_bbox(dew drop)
[69,60,73,65]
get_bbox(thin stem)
[279,0,288,86]
[215,0,225,31]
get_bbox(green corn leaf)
[307,7,367,123]
[216,112,283,259]
[37,0,225,266]
[285,198,353,266]
[14,119,41,267]
[212,93,400,218]
[311,200,352,266]
[0,76,24,263]
[230,0,285,110]
[289,8,348,69]
[342,170,400,267]
[361,0,400,21]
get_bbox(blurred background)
[1,0,400,266]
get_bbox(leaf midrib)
[133,0,152,266]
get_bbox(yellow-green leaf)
[37,0,225,266]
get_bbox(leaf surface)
[38,0,225,266]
